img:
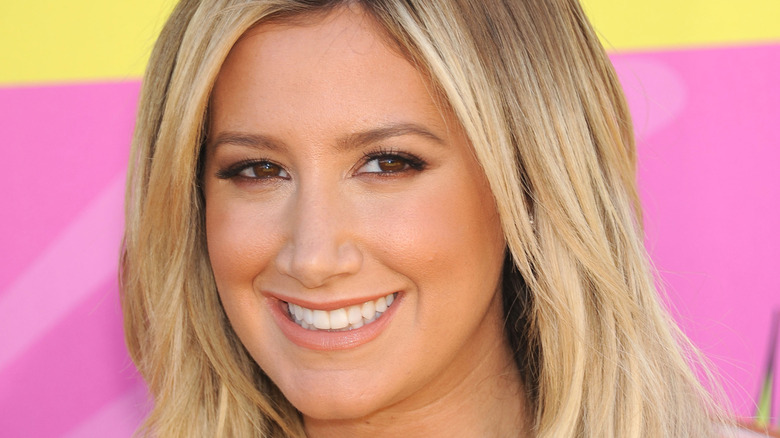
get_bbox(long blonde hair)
[122,0,727,436]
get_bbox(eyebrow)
[209,122,445,152]
[208,131,283,151]
[337,123,445,151]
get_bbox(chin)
[286,386,388,421]
[261,362,392,421]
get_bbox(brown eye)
[376,157,407,172]
[359,153,425,175]
[239,161,289,178]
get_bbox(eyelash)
[215,158,287,180]
[359,148,427,175]
[214,149,427,181]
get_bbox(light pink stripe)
[611,56,687,139]
[63,383,149,438]
[0,278,141,436]
[0,171,125,371]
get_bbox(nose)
[274,184,363,289]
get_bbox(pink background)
[1,43,779,436]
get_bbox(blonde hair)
[122,0,728,436]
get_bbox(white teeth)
[286,293,398,331]
[347,305,363,325]
[361,300,375,320]
[293,304,303,321]
[303,308,314,325]
[313,310,330,330]
[375,296,387,312]
[329,308,349,329]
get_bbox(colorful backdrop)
[1,1,778,436]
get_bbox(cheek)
[362,173,504,297]
[205,195,282,291]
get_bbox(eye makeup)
[356,147,427,176]
[215,158,289,180]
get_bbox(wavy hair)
[122,0,727,436]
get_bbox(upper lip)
[262,291,399,311]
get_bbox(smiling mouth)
[286,293,398,331]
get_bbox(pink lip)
[267,294,401,351]
[264,291,396,311]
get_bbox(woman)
[122,0,731,436]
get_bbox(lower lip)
[269,295,401,351]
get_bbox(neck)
[303,321,530,437]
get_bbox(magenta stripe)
[63,383,149,438]
[612,43,780,415]
[0,82,139,293]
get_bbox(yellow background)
[1,0,779,85]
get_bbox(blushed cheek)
[205,209,272,369]
[356,192,446,274]
[363,174,504,290]
[205,198,278,294]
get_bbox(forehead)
[224,5,408,86]
[241,5,398,61]
[209,4,449,140]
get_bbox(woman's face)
[203,5,508,422]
